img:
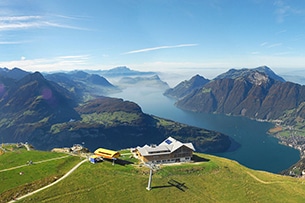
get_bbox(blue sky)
[0,0,305,78]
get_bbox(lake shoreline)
[109,88,300,174]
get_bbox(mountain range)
[164,66,305,177]
[0,67,231,153]
[2,65,305,175]
[0,67,29,80]
[118,74,169,89]
[164,74,210,99]
[165,66,305,122]
[44,70,119,102]
[87,66,156,77]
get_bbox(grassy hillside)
[0,146,81,203]
[6,151,304,203]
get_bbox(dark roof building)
[134,137,195,164]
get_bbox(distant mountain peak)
[151,74,161,80]
[70,70,89,79]
[189,74,208,85]
[17,71,45,86]
[98,66,156,77]
[164,74,210,99]
[118,74,169,89]
[215,66,285,83]
[255,66,285,82]
[111,66,131,71]
[0,67,30,80]
[105,66,133,74]
[256,65,270,70]
[173,66,305,121]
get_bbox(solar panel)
[165,139,172,144]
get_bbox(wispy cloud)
[260,42,282,48]
[42,21,90,31]
[0,40,29,44]
[123,44,198,55]
[0,55,91,72]
[56,55,90,64]
[267,43,282,48]
[273,52,290,56]
[0,21,43,31]
[0,15,87,31]
[273,0,305,23]
[0,16,41,21]
[274,0,290,23]
[0,15,42,31]
[58,55,90,60]
[260,42,268,47]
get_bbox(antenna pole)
[146,167,153,191]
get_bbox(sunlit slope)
[19,153,305,203]
[0,147,81,203]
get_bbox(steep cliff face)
[171,67,305,121]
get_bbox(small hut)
[89,155,103,164]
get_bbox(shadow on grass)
[103,158,134,166]
[152,179,188,192]
[115,159,134,166]
[152,185,174,189]
[192,154,210,162]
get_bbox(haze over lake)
[110,86,299,173]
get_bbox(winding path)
[246,172,273,184]
[246,171,284,184]
[0,155,70,173]
[8,159,87,202]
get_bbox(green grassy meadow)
[8,152,305,203]
[0,147,80,203]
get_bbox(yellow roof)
[94,148,120,158]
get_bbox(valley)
[0,67,232,154]
[0,66,304,174]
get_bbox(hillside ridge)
[2,148,305,203]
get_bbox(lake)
[109,87,300,173]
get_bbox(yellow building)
[94,148,120,159]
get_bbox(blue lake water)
[110,87,300,173]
